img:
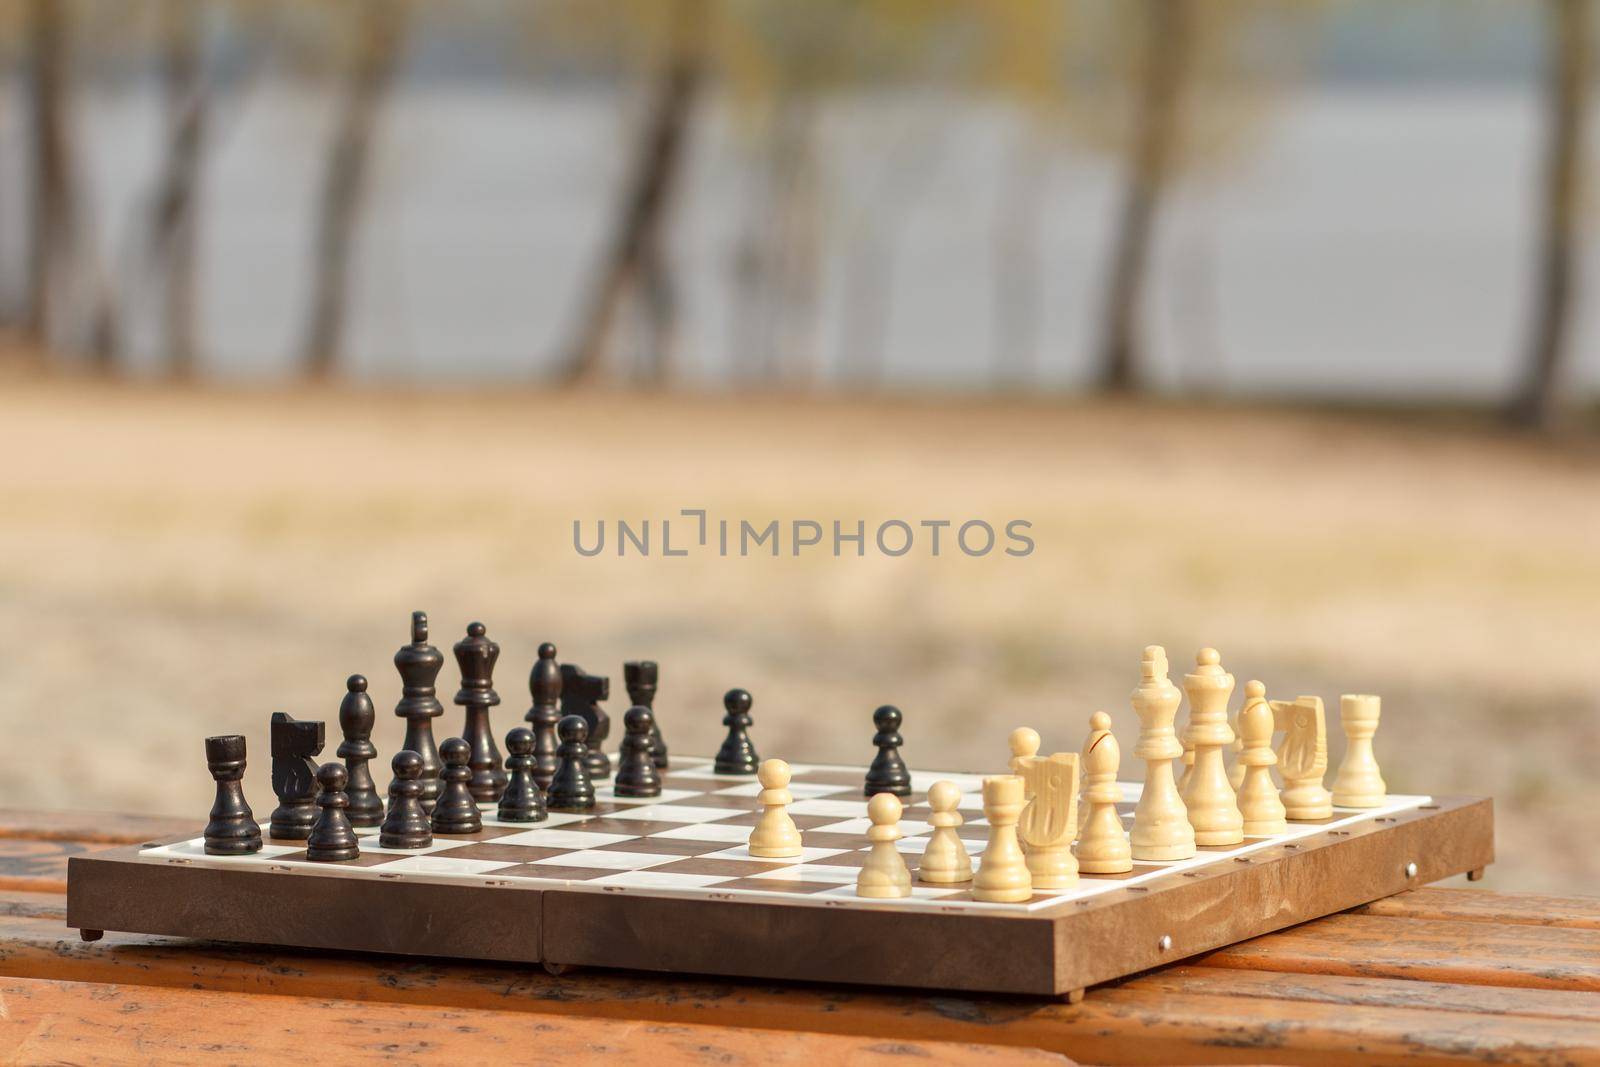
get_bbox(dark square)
[647,857,790,877]
[658,794,752,810]
[710,877,843,894]
[429,843,572,863]
[711,812,840,830]
[594,837,723,857]
[493,863,611,881]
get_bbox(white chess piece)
[1074,712,1133,873]
[1008,727,1040,776]
[856,792,912,898]
[1008,726,1040,854]
[1236,681,1287,836]
[917,780,972,884]
[1332,694,1387,808]
[1180,648,1244,847]
[1129,646,1196,862]
[749,758,802,858]
[1274,695,1334,820]
[1227,706,1246,792]
[1077,712,1109,834]
[972,775,1032,902]
[1018,753,1079,889]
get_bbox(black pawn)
[524,642,563,791]
[203,735,262,855]
[268,712,325,839]
[394,610,446,811]
[455,621,506,803]
[624,660,669,769]
[559,663,612,779]
[714,688,759,775]
[498,727,547,823]
[431,736,482,835]
[380,750,432,849]
[337,675,384,827]
[307,762,360,861]
[614,706,662,798]
[547,714,596,811]
[864,704,912,797]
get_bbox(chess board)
[67,756,1493,998]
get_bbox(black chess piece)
[714,688,759,775]
[394,610,446,811]
[454,621,506,803]
[613,706,662,798]
[307,762,360,862]
[203,735,262,855]
[864,704,912,797]
[379,750,433,849]
[431,736,482,835]
[624,660,669,769]
[559,663,612,779]
[524,642,563,790]
[268,712,325,839]
[546,714,596,811]
[498,727,547,823]
[337,675,384,827]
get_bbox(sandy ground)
[0,379,1596,893]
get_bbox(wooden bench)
[1,810,1597,1064]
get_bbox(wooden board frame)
[65,795,1492,998]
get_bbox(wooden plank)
[0,891,66,921]
[1197,913,1600,991]
[1119,965,1600,1023]
[0,977,1075,1066]
[1355,887,1600,931]
[0,810,193,845]
[0,837,91,894]
[3,911,1598,1065]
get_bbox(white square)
[359,837,472,857]
[820,883,962,901]
[608,804,743,824]
[144,838,303,861]
[663,768,761,782]
[813,817,932,838]
[712,782,849,799]
[589,870,731,889]
[372,855,518,876]
[492,828,637,849]
[528,850,671,871]
[702,845,848,865]
[893,837,931,854]
[482,811,593,830]
[745,863,859,884]
[596,786,704,805]
[788,798,871,818]
[650,823,752,844]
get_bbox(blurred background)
[0,0,1596,893]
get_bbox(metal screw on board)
[1404,861,1419,879]
[1157,934,1173,952]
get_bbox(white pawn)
[749,758,802,858]
[1008,727,1040,776]
[856,792,912,898]
[1074,712,1132,873]
[917,780,972,884]
[1008,726,1040,854]
[1236,681,1287,836]
[1332,694,1387,808]
[972,775,1032,903]
[1227,707,1246,792]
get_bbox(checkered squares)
[144,756,1434,913]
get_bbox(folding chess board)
[67,756,1493,998]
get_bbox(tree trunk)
[23,0,72,351]
[555,0,704,387]
[150,0,207,379]
[1095,0,1191,394]
[301,0,407,381]
[1511,0,1591,429]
